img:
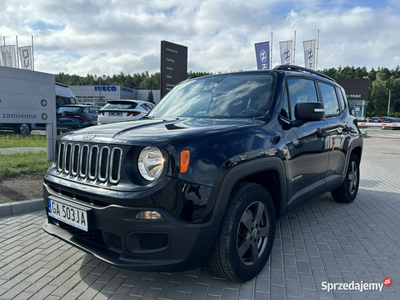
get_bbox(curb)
[0,198,44,217]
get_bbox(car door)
[318,82,351,190]
[280,77,329,211]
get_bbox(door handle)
[317,129,329,137]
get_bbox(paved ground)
[1,130,400,300]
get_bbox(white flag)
[303,40,316,70]
[19,46,33,70]
[0,45,17,68]
[279,41,293,65]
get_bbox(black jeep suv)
[43,65,363,282]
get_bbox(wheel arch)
[343,137,363,178]
[213,157,287,222]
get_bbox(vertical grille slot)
[98,147,110,182]
[72,144,80,176]
[57,143,65,172]
[80,145,89,178]
[64,144,72,174]
[89,146,99,180]
[110,148,123,184]
[57,143,122,185]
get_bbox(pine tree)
[147,91,155,104]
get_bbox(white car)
[98,100,155,125]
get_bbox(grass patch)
[0,134,47,148]
[0,151,51,180]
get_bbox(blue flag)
[255,42,270,70]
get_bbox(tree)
[147,90,155,104]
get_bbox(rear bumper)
[42,183,220,272]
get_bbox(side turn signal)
[180,150,190,173]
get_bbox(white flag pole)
[293,31,296,65]
[32,35,34,71]
[270,32,273,69]
[316,29,320,70]
[16,36,19,68]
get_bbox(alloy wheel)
[19,124,30,135]
[236,201,269,266]
[348,161,358,195]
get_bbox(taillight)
[127,111,140,117]
[99,112,105,116]
[76,115,89,121]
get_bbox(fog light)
[136,211,162,220]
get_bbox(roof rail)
[273,65,336,82]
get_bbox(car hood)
[59,118,255,147]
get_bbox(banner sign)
[0,45,17,68]
[279,41,293,65]
[160,40,188,99]
[18,46,33,70]
[254,42,270,70]
[303,40,316,70]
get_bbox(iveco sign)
[94,86,117,91]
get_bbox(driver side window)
[287,78,318,120]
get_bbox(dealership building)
[336,79,369,120]
[68,85,161,106]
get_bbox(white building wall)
[136,90,161,103]
[69,85,161,105]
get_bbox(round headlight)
[138,147,164,181]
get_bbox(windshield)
[149,73,275,119]
[56,96,77,107]
[103,101,138,110]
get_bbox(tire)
[331,153,360,203]
[208,182,276,282]
[14,123,31,135]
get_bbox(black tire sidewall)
[222,184,276,282]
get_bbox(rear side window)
[318,82,340,117]
[335,87,346,112]
[141,104,151,112]
[287,78,318,120]
[89,108,99,114]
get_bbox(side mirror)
[295,102,325,122]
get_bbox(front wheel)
[331,153,360,203]
[208,183,276,282]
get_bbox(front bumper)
[42,182,220,272]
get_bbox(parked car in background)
[57,105,100,132]
[368,116,383,123]
[0,83,78,135]
[381,117,400,130]
[98,100,155,125]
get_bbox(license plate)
[109,112,122,116]
[48,198,89,231]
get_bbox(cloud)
[0,0,399,76]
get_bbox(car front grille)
[57,142,123,184]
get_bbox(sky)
[0,0,399,76]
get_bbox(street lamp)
[94,75,107,105]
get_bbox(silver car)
[98,100,155,125]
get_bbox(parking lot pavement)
[1,130,400,300]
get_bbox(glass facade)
[348,100,367,120]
